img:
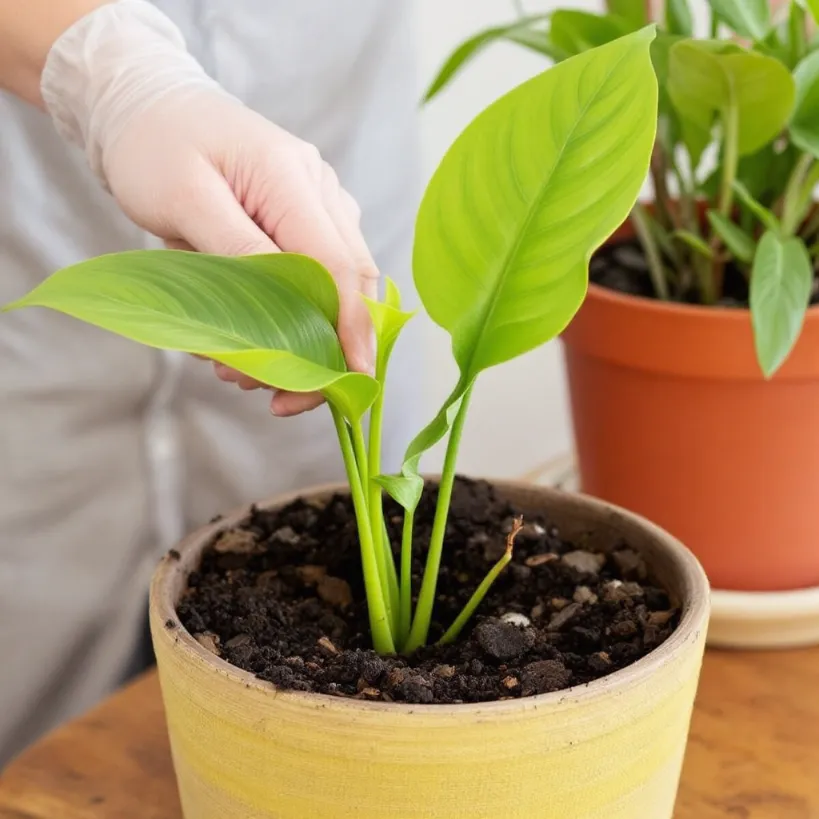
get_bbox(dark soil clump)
[592,238,819,306]
[176,478,679,705]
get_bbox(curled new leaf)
[2,250,379,421]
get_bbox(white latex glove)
[41,0,377,416]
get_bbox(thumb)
[172,167,279,256]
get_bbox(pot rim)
[585,280,819,321]
[151,478,710,716]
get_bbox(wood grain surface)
[1,648,817,818]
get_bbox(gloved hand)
[41,0,377,416]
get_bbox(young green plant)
[427,0,819,378]
[2,30,658,655]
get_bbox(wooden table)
[1,649,818,819]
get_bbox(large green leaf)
[378,30,658,511]
[707,0,771,41]
[669,41,795,165]
[548,11,633,57]
[791,51,819,157]
[416,27,657,380]
[666,0,694,37]
[750,232,813,377]
[2,250,379,420]
[423,16,557,103]
[605,0,648,31]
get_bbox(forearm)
[0,0,110,107]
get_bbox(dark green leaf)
[549,11,633,57]
[750,232,813,376]
[605,0,648,31]
[707,0,771,41]
[423,16,553,103]
[669,40,795,164]
[666,0,694,37]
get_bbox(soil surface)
[593,238,819,307]
[175,478,679,705]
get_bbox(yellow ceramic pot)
[150,480,710,819]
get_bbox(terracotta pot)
[562,236,819,592]
[150,480,709,819]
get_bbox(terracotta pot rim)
[150,478,710,717]
[586,281,819,322]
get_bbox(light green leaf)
[548,11,633,57]
[416,28,657,381]
[392,29,658,508]
[706,210,756,262]
[375,385,470,512]
[733,180,783,232]
[423,16,555,103]
[605,0,648,31]
[707,0,771,41]
[791,51,819,157]
[673,230,715,259]
[666,0,694,37]
[669,41,795,165]
[750,232,813,376]
[797,0,819,25]
[2,250,379,420]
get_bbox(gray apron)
[0,0,420,765]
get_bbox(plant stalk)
[331,408,395,654]
[438,517,522,646]
[398,511,415,646]
[404,383,475,653]
[718,104,740,218]
[782,153,815,236]
[631,203,671,301]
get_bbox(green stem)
[631,203,671,301]
[438,518,521,646]
[398,512,415,647]
[365,359,400,627]
[719,104,740,218]
[382,519,400,633]
[404,383,475,653]
[782,153,815,237]
[331,408,395,655]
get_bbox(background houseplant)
[429,0,819,647]
[2,30,712,818]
